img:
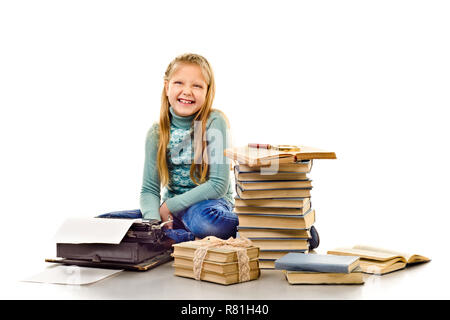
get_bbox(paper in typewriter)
[53,217,142,244]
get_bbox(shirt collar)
[169,106,196,129]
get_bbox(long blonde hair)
[157,53,217,187]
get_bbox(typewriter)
[47,219,173,271]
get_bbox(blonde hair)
[157,53,219,187]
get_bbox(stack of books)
[233,161,316,269]
[225,144,336,269]
[275,253,365,285]
[327,245,431,275]
[171,238,261,285]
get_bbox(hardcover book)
[225,145,336,166]
[234,166,310,182]
[236,160,313,173]
[172,256,259,274]
[237,227,311,239]
[172,240,259,263]
[173,266,260,285]
[275,253,360,273]
[234,196,310,208]
[283,267,364,285]
[237,209,316,229]
[327,245,431,275]
[248,238,309,251]
[259,259,276,269]
[259,250,309,269]
[236,179,313,191]
[234,202,311,216]
[236,184,311,199]
[259,250,308,261]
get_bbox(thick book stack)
[233,160,316,269]
[172,239,260,285]
[275,253,365,285]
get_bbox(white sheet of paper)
[22,264,123,285]
[52,217,142,244]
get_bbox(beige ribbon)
[193,236,253,282]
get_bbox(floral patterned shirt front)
[162,125,197,199]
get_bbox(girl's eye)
[194,85,203,88]
[174,81,182,85]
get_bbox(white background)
[1,0,449,299]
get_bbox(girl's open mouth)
[178,98,195,105]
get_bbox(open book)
[225,145,336,166]
[327,245,430,275]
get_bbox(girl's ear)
[164,80,169,96]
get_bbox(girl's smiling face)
[165,63,208,117]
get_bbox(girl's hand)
[159,202,173,229]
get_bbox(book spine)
[236,208,313,218]
[274,261,349,273]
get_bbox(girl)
[99,53,320,249]
[99,53,237,243]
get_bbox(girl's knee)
[190,213,238,240]
[182,199,237,239]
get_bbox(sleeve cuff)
[165,197,183,217]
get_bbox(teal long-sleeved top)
[139,107,234,221]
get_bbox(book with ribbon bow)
[171,236,260,285]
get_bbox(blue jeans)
[97,198,239,243]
